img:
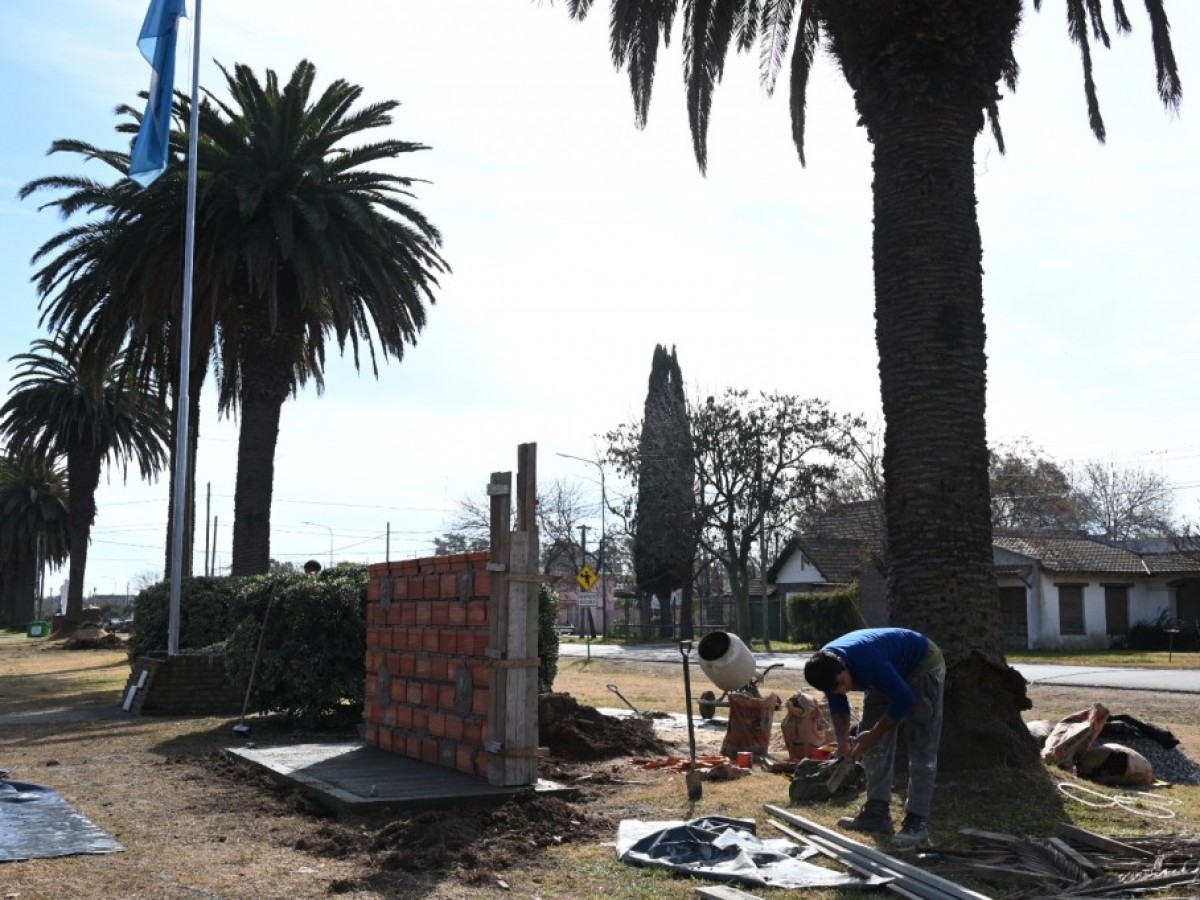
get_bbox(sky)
[1,1,1198,602]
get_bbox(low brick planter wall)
[124,653,244,716]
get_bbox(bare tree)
[1074,460,1175,540]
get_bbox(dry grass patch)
[3,636,1199,899]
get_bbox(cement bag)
[721,691,782,758]
[1042,703,1109,770]
[781,692,833,761]
[1075,742,1154,786]
[1026,720,1053,749]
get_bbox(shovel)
[680,640,703,802]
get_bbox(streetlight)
[302,521,334,569]
[557,452,608,638]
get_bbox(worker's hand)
[848,731,874,762]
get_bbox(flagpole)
[167,0,202,656]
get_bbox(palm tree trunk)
[62,449,102,632]
[230,371,288,576]
[869,103,1037,769]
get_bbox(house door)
[999,586,1028,650]
[1176,580,1200,627]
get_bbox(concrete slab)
[226,742,575,816]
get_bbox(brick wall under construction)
[361,445,543,787]
[362,551,494,778]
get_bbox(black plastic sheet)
[616,815,867,889]
[0,781,125,862]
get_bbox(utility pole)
[558,451,609,638]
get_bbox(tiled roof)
[794,536,873,584]
[993,532,1200,577]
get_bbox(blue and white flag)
[129,0,187,187]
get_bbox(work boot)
[836,799,893,836]
[890,813,929,849]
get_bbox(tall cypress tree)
[633,345,696,638]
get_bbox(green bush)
[787,582,863,647]
[128,576,243,658]
[222,565,368,728]
[537,583,560,692]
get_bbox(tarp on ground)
[616,815,869,890]
[0,781,125,862]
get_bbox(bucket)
[25,620,49,639]
[697,631,756,692]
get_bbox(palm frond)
[788,0,820,166]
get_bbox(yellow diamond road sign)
[576,565,598,591]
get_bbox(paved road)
[558,640,1200,694]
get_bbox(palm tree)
[20,59,449,578]
[197,60,448,574]
[0,452,70,629]
[559,1,1182,768]
[0,337,170,629]
[21,141,213,581]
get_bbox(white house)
[994,534,1200,650]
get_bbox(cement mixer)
[694,630,782,720]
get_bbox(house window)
[1058,585,1085,636]
[1104,585,1130,636]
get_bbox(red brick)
[422,630,439,653]
[392,576,409,600]
[406,630,423,652]
[395,705,413,729]
[366,628,381,651]
[461,719,483,745]
[422,683,439,707]
[390,678,407,703]
[472,687,488,716]
[456,744,474,775]
[468,660,490,688]
[387,603,404,627]
[431,599,450,625]
[448,603,466,627]
[406,682,422,705]
[399,654,416,678]
[414,655,431,679]
[463,631,489,656]
[422,737,439,764]
[377,726,393,751]
[396,559,419,577]
[438,574,456,599]
[365,675,377,698]
[433,555,452,574]
[466,550,490,567]
[366,579,380,602]
[382,704,397,727]
[445,714,464,742]
[428,711,446,738]
[472,570,490,597]
[363,722,378,746]
[406,734,421,758]
[466,601,488,626]
[400,602,416,625]
[415,601,432,625]
[412,707,428,732]
[408,576,425,600]
[438,685,456,709]
[364,700,380,724]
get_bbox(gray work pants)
[859,659,945,819]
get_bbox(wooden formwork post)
[486,443,542,786]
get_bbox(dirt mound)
[539,692,669,761]
[298,795,613,895]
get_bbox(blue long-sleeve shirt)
[821,628,929,722]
